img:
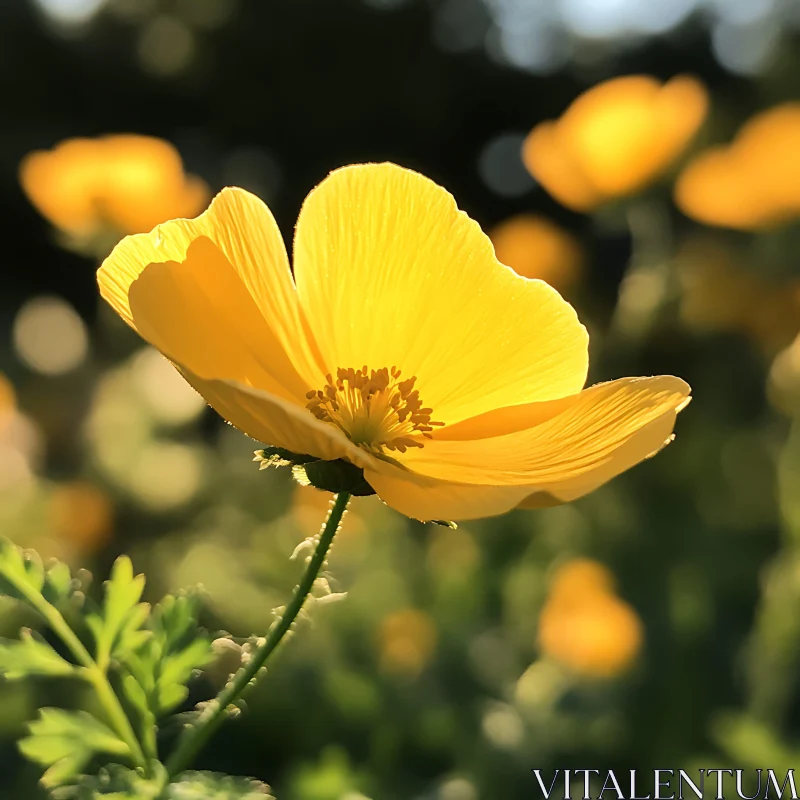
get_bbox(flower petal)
[106,230,374,463]
[98,187,325,394]
[526,76,707,210]
[20,140,103,235]
[123,237,307,404]
[562,75,707,198]
[674,149,766,229]
[293,162,589,424]
[173,368,375,468]
[366,376,689,520]
[365,466,538,521]
[98,135,210,234]
[522,122,603,211]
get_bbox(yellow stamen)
[306,366,444,455]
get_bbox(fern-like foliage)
[52,764,274,799]
[0,537,221,795]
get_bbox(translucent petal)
[293,163,588,425]
[367,376,689,520]
[98,187,325,395]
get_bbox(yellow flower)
[523,75,708,212]
[675,103,800,230]
[378,608,438,678]
[0,372,16,435]
[489,214,583,293]
[538,559,643,678]
[20,135,209,238]
[97,163,690,521]
[546,557,617,602]
[676,236,800,354]
[49,481,114,554]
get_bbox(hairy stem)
[165,491,351,778]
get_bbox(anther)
[304,366,444,455]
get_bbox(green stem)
[165,491,351,778]
[12,578,147,769]
[609,198,674,346]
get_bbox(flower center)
[306,367,444,455]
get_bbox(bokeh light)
[378,608,438,679]
[490,213,583,291]
[538,559,643,677]
[7,0,800,796]
[439,777,479,800]
[524,74,708,212]
[12,296,88,376]
[129,347,206,426]
[49,481,114,553]
[676,103,800,229]
[676,236,800,353]
[20,135,209,243]
[137,15,197,77]
[33,0,107,27]
[477,132,536,197]
[559,0,697,38]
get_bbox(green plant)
[0,489,351,797]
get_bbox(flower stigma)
[306,367,444,456]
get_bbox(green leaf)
[120,673,157,763]
[142,594,211,716]
[0,538,80,614]
[50,762,168,799]
[117,592,211,757]
[128,595,211,717]
[52,765,273,799]
[18,708,130,788]
[42,560,77,607]
[169,771,275,799]
[156,638,211,711]
[86,556,148,668]
[0,629,77,680]
[0,537,46,602]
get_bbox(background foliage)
[2,0,800,797]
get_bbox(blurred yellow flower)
[523,75,708,212]
[675,103,800,230]
[546,557,617,602]
[98,162,690,521]
[0,373,16,434]
[538,559,643,678]
[378,608,438,678]
[20,135,209,239]
[489,214,583,293]
[676,236,800,354]
[49,481,114,554]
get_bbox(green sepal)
[430,519,458,529]
[253,447,318,469]
[292,459,376,496]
